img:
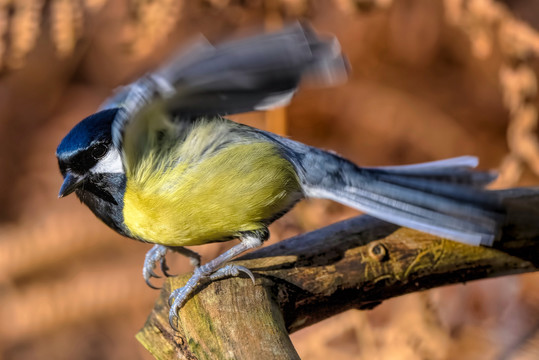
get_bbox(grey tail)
[152,22,348,117]
[300,154,505,246]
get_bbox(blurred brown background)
[0,0,538,359]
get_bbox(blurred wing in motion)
[154,21,348,116]
[109,22,348,172]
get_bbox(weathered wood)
[137,191,539,359]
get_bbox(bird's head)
[56,108,123,198]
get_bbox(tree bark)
[137,191,539,359]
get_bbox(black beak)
[58,172,85,198]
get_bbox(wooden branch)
[137,191,539,359]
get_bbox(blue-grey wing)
[107,22,347,168]
[152,22,347,116]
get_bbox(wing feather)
[108,22,348,169]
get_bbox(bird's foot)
[142,244,170,289]
[143,245,203,289]
[165,232,265,329]
[167,264,255,328]
[209,264,255,283]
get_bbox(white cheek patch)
[91,148,124,174]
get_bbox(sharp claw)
[208,264,256,284]
[168,291,191,329]
[161,259,174,277]
[143,245,170,289]
[145,278,161,290]
[149,269,161,279]
[235,265,256,284]
[162,268,173,278]
[169,313,178,330]
[143,268,161,288]
[168,300,180,328]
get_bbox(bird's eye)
[91,144,108,160]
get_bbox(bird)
[57,23,510,328]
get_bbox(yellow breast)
[122,119,301,246]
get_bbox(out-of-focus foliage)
[0,1,538,359]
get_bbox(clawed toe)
[163,234,264,330]
[144,271,161,289]
[167,271,203,328]
[167,264,257,328]
[160,258,173,277]
[143,245,169,289]
[209,264,255,284]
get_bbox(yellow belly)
[123,141,301,246]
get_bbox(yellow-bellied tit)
[57,23,511,327]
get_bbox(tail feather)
[301,155,504,246]
[373,173,501,208]
[348,176,503,226]
[367,156,479,171]
[309,187,495,246]
[367,156,498,188]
